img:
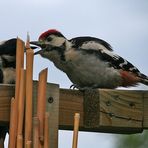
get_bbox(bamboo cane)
[72,113,80,148]
[15,37,25,99]
[9,38,24,148]
[37,68,48,145]
[26,141,32,148]
[8,97,16,148]
[44,112,50,148]
[17,68,26,148]
[26,32,30,49]
[25,37,34,147]
[17,135,23,148]
[33,116,40,148]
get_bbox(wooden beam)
[143,92,148,129]
[59,88,145,134]
[0,83,148,134]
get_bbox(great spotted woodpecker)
[30,29,148,89]
[0,38,17,84]
[0,38,17,139]
[0,38,37,139]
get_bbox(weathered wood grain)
[33,81,59,148]
[99,89,143,128]
[143,91,148,128]
[0,85,14,123]
[0,83,148,134]
[59,88,145,134]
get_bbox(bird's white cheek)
[51,37,65,47]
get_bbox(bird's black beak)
[30,40,48,49]
[30,41,44,55]
[30,41,53,55]
[30,41,43,47]
[30,46,37,50]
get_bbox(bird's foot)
[70,84,96,92]
[70,84,79,89]
[70,84,86,90]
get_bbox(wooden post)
[46,84,59,148]
[33,82,59,148]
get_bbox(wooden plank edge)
[0,83,147,134]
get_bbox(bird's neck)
[65,40,73,50]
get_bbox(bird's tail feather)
[141,79,148,86]
[139,73,148,86]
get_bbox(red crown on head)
[39,29,60,40]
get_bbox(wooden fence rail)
[0,82,148,135]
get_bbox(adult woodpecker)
[30,29,148,89]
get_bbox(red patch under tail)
[120,70,141,87]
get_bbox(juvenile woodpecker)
[0,38,36,139]
[0,38,17,84]
[0,38,36,84]
[30,29,148,89]
[0,38,17,139]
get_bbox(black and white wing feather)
[70,36,113,51]
[70,36,148,81]
[99,49,148,82]
[0,38,17,55]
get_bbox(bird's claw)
[70,84,78,89]
[70,84,96,92]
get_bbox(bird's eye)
[47,37,52,42]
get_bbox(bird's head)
[30,29,71,64]
[30,29,67,53]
